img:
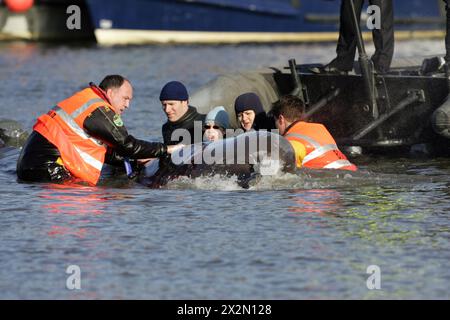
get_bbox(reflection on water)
[38,184,107,239]
[30,182,145,300]
[37,183,139,238]
[286,189,342,216]
[0,42,39,64]
[40,184,108,216]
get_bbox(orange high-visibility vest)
[33,87,111,185]
[284,121,357,171]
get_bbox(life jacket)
[33,87,111,185]
[284,121,357,171]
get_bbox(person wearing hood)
[234,92,272,132]
[160,81,205,145]
[203,106,230,142]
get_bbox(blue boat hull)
[84,0,446,44]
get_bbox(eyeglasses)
[204,125,220,129]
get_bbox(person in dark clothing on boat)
[17,75,181,185]
[418,1,450,74]
[322,0,394,74]
[160,81,205,145]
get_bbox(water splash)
[166,174,243,191]
[159,167,450,192]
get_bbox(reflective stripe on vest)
[74,146,103,171]
[285,132,342,166]
[284,133,321,149]
[51,106,103,147]
[301,144,339,165]
[323,159,354,169]
[70,98,104,119]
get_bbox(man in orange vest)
[270,95,357,171]
[17,75,181,185]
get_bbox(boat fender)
[5,0,34,13]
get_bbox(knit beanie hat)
[234,92,264,115]
[159,81,189,101]
[205,106,230,130]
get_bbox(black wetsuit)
[17,97,167,183]
[162,106,205,145]
[329,0,394,74]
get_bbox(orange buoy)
[4,0,34,13]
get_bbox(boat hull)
[84,0,446,45]
[1,0,446,44]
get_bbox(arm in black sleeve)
[104,147,142,172]
[104,147,125,166]
[83,106,168,159]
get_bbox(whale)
[138,131,297,189]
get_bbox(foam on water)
[166,174,244,191]
[156,166,449,192]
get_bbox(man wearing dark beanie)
[234,92,272,131]
[160,81,205,145]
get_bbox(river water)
[0,40,449,299]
